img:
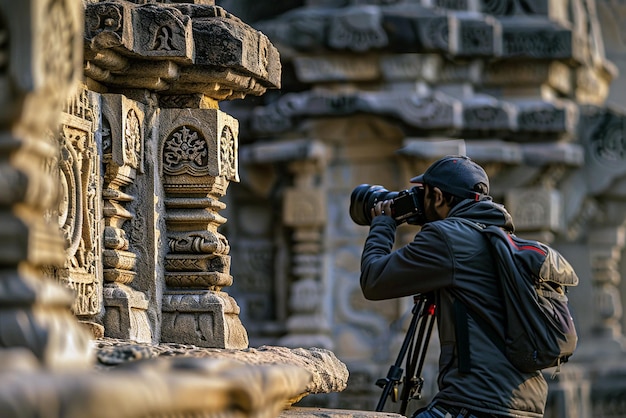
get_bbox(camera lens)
[349,184,426,226]
[349,184,397,226]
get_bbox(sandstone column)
[0,0,92,368]
[83,0,281,347]
[159,107,248,348]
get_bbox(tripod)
[375,293,437,416]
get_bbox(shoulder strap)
[447,217,508,369]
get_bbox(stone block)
[130,4,194,62]
[520,142,584,167]
[465,139,524,164]
[364,91,460,130]
[505,187,561,232]
[449,14,500,57]
[159,107,239,187]
[293,55,380,83]
[381,8,449,52]
[380,54,425,81]
[514,99,577,136]
[399,138,467,158]
[161,290,248,348]
[484,60,552,87]
[283,187,327,227]
[499,17,573,60]
[184,4,280,87]
[103,283,151,343]
[1,351,311,418]
[461,96,513,132]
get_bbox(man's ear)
[432,187,445,206]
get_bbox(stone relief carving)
[481,0,549,15]
[85,3,124,44]
[0,0,91,369]
[219,125,238,182]
[502,27,571,58]
[163,125,210,176]
[590,114,626,166]
[328,6,387,51]
[40,86,103,321]
[124,109,141,170]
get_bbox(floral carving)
[91,4,122,34]
[163,125,209,176]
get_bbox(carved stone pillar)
[0,0,91,368]
[588,224,625,340]
[42,87,103,337]
[83,0,281,347]
[100,94,151,342]
[279,144,333,350]
[159,107,248,348]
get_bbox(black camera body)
[349,184,426,226]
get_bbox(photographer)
[359,156,547,418]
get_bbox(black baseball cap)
[410,155,489,200]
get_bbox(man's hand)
[371,200,393,220]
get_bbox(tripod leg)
[375,295,427,412]
[399,297,437,416]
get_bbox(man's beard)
[424,198,443,223]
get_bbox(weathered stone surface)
[84,1,280,99]
[0,347,310,418]
[95,338,349,402]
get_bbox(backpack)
[452,218,579,375]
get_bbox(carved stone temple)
[0,0,349,417]
[1,0,626,417]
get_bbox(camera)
[349,184,426,226]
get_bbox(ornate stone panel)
[43,87,103,320]
[578,106,626,195]
[505,187,562,232]
[500,17,573,59]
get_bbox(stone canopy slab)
[84,1,280,100]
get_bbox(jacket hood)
[447,198,515,232]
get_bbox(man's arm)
[360,219,454,300]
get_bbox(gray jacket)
[360,199,547,417]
